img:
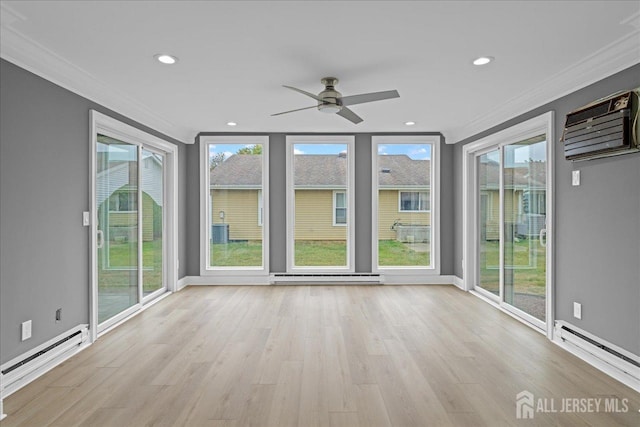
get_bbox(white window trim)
[333,190,347,226]
[462,111,554,339]
[258,189,263,227]
[286,135,355,272]
[398,190,430,213]
[371,136,440,274]
[199,136,269,276]
[90,110,178,343]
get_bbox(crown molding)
[0,5,193,144]
[447,28,640,144]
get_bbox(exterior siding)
[377,190,430,240]
[482,189,532,241]
[107,193,155,241]
[211,189,262,241]
[295,190,346,241]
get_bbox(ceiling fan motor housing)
[318,77,342,113]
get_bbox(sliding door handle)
[97,230,104,249]
[539,228,547,248]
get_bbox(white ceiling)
[1,1,639,144]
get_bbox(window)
[399,191,429,212]
[286,136,355,270]
[333,191,347,225]
[258,189,263,226]
[372,136,440,272]
[109,189,137,212]
[200,137,268,273]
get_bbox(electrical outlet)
[573,302,582,319]
[56,308,62,322]
[21,320,32,341]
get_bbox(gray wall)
[188,133,453,276]
[0,59,188,363]
[453,64,640,355]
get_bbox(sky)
[208,142,436,160]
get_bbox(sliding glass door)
[95,136,166,331]
[96,137,140,324]
[476,135,548,327]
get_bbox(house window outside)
[334,191,347,225]
[200,138,268,271]
[399,191,429,212]
[373,138,438,271]
[109,190,137,212]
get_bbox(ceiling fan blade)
[283,85,321,101]
[340,90,400,106]
[271,105,318,116]
[337,107,363,124]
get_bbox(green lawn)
[98,239,163,293]
[208,240,430,267]
[378,240,430,267]
[210,241,263,266]
[479,238,546,296]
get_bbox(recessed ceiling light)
[154,54,178,65]
[473,56,494,66]
[404,121,416,126]
[226,122,237,127]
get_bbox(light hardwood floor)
[2,285,639,426]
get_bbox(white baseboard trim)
[176,276,190,290]
[178,275,271,286]
[381,274,457,285]
[179,274,459,286]
[451,275,464,290]
[553,321,640,393]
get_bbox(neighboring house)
[96,146,164,243]
[479,158,546,241]
[209,153,431,242]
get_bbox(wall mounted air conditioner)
[562,89,639,161]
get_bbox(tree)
[209,152,226,171]
[236,145,262,155]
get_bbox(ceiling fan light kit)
[272,77,399,124]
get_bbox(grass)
[208,240,430,267]
[98,239,163,293]
[378,240,430,267]
[210,241,263,267]
[294,241,347,267]
[479,238,546,296]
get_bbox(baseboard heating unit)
[554,321,640,392]
[270,273,383,284]
[1,324,89,398]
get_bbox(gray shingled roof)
[209,154,430,187]
[479,159,546,189]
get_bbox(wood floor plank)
[2,285,639,427]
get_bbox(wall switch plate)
[573,302,582,319]
[572,170,580,186]
[21,320,32,341]
[83,211,90,226]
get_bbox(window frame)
[371,136,440,274]
[333,190,347,226]
[398,190,430,213]
[199,136,269,275]
[286,135,355,272]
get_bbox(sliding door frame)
[90,110,178,342]
[462,111,554,338]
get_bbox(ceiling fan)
[272,77,400,124]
